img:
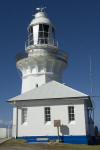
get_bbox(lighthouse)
[8,8,95,144]
[16,8,67,94]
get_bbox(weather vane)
[36,7,47,12]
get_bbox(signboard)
[54,120,61,127]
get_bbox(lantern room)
[27,10,56,47]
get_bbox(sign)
[54,120,61,127]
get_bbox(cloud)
[8,120,13,125]
[0,120,3,124]
[0,120,12,128]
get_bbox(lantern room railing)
[25,38,58,48]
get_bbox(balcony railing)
[25,38,58,48]
[16,37,67,62]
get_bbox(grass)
[0,139,100,150]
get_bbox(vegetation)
[0,139,100,150]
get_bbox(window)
[52,27,55,39]
[44,107,51,122]
[22,108,27,124]
[28,27,33,45]
[38,24,49,44]
[39,24,43,31]
[68,106,75,122]
[43,24,49,32]
[36,84,38,88]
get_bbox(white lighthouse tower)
[8,8,95,144]
[17,8,67,94]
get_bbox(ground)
[0,139,100,150]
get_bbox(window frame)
[38,24,49,44]
[44,107,51,123]
[28,26,33,45]
[68,106,75,122]
[21,108,27,124]
[52,27,55,39]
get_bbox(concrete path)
[0,146,35,150]
[0,138,9,144]
[0,146,38,150]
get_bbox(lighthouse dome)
[28,11,54,28]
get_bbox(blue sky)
[0,0,100,129]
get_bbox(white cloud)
[0,120,12,127]
[5,120,12,126]
[8,120,13,125]
[0,120,3,124]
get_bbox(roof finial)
[36,7,47,12]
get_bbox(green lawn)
[0,139,100,150]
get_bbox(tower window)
[52,27,55,33]
[43,24,49,32]
[68,106,75,122]
[44,107,51,123]
[39,24,43,31]
[52,27,55,39]
[21,108,27,124]
[36,84,38,88]
[38,24,49,44]
[28,26,33,45]
[39,32,44,38]
[44,32,48,37]
[29,27,33,33]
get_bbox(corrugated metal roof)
[8,81,88,102]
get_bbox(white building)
[8,8,95,144]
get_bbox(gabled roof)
[8,81,89,102]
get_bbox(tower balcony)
[16,49,68,63]
[25,37,58,50]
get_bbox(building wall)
[21,75,45,93]
[84,104,95,136]
[0,128,7,138]
[18,57,66,94]
[13,99,87,137]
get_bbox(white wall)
[21,74,45,93]
[12,105,18,138]
[13,99,88,137]
[0,128,7,138]
[84,105,94,136]
[17,52,66,94]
